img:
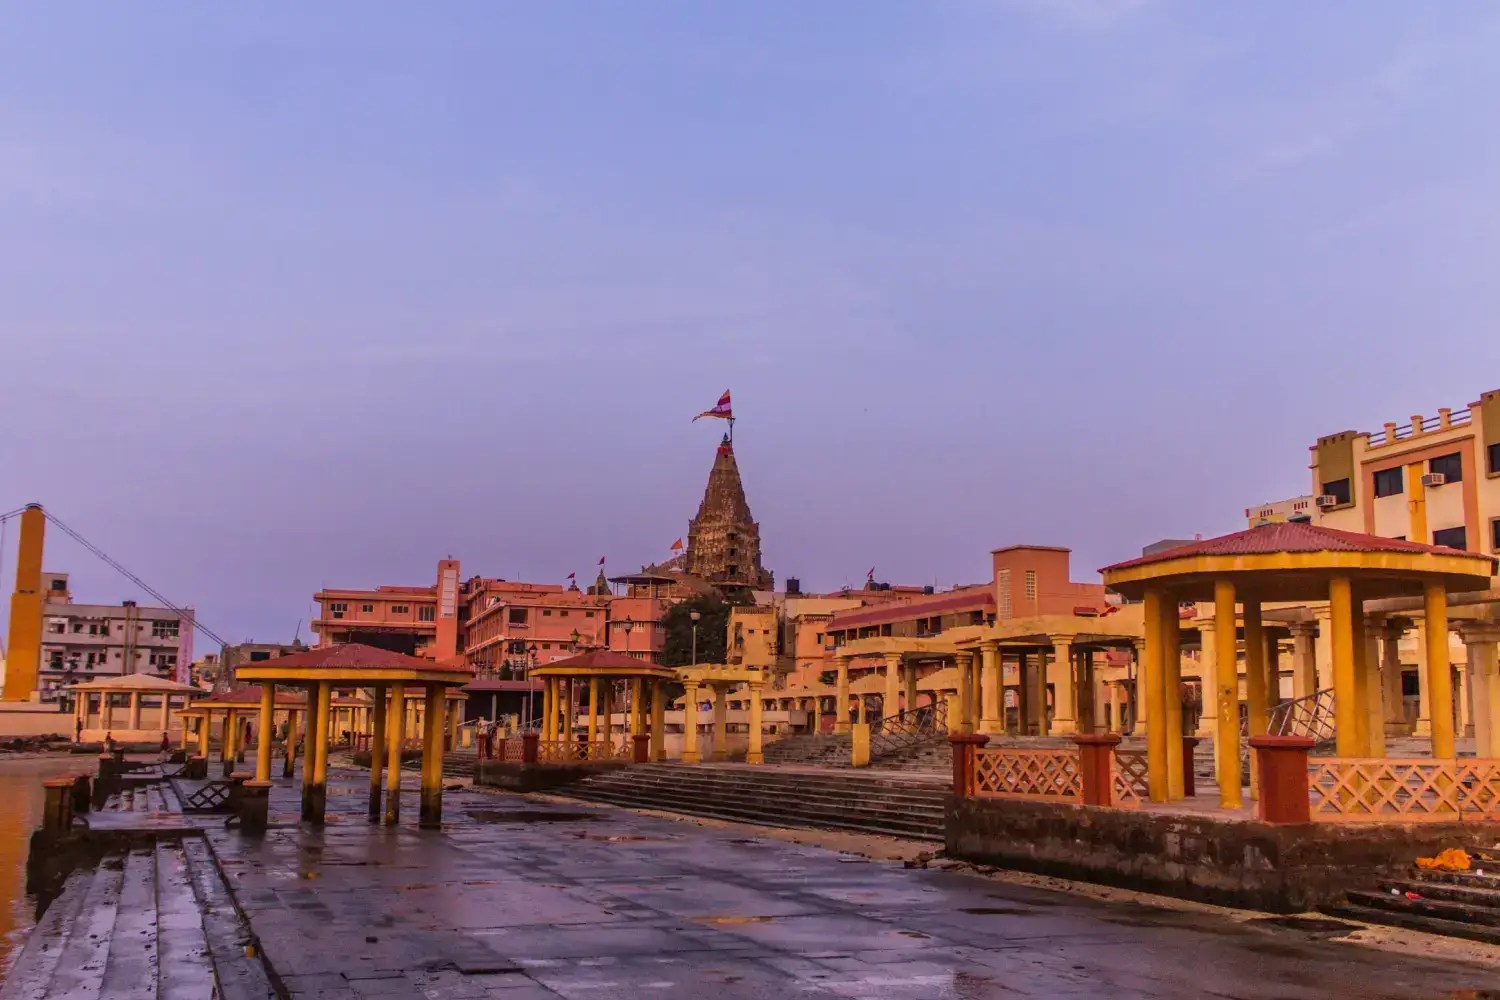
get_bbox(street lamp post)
[690,610,701,667]
[525,643,539,728]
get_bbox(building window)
[1321,479,1352,506]
[508,608,528,626]
[1489,442,1500,475]
[1372,468,1404,498]
[585,611,595,618]
[542,609,552,617]
[249,651,271,661]
[329,602,347,620]
[362,604,374,613]
[1433,526,1467,550]
[727,565,738,576]
[1024,569,1037,602]
[997,569,1012,619]
[391,605,410,615]
[1429,452,1463,483]
[1491,518,1500,553]
[47,620,64,634]
[49,578,66,591]
[418,606,435,622]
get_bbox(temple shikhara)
[683,433,773,593]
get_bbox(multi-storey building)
[463,580,609,673]
[37,572,195,701]
[312,559,460,660]
[1311,389,1500,554]
[1244,496,1315,527]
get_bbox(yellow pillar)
[603,681,614,745]
[419,684,444,828]
[198,708,212,757]
[976,642,1000,733]
[1050,638,1077,735]
[311,681,331,821]
[681,685,701,763]
[369,684,386,818]
[128,692,141,731]
[835,656,851,733]
[1462,626,1500,759]
[883,653,901,720]
[3,505,45,702]
[650,679,666,761]
[1131,641,1146,734]
[1143,589,1168,802]
[1288,622,1317,701]
[1361,616,1385,757]
[1242,600,1268,797]
[1213,580,1242,809]
[1162,607,1184,799]
[223,708,238,766]
[1028,650,1047,734]
[746,681,764,764]
[631,678,644,735]
[255,683,275,782]
[588,678,600,744]
[285,707,299,778]
[384,682,406,825]
[447,698,460,750]
[904,658,918,714]
[955,652,974,735]
[1329,576,1362,757]
[1424,582,1456,759]
[712,686,728,760]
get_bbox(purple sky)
[4,2,1500,647]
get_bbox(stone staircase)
[761,733,852,767]
[0,836,274,1000]
[1323,849,1500,945]
[555,763,947,841]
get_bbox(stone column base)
[1413,719,1433,736]
[239,780,272,834]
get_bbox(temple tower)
[686,436,773,591]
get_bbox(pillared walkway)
[194,766,1497,998]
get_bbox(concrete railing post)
[949,733,990,797]
[850,723,871,767]
[42,778,73,834]
[1181,736,1202,798]
[632,734,650,764]
[1249,735,1315,824]
[522,732,540,764]
[1074,733,1123,807]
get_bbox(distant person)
[75,716,83,743]
[104,732,116,752]
[161,732,170,753]
[244,720,253,746]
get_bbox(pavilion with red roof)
[233,643,473,830]
[530,649,679,763]
[1102,521,1495,810]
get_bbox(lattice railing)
[1308,758,1500,823]
[870,702,948,760]
[1111,749,1149,807]
[1266,689,1336,743]
[501,739,525,763]
[973,748,1082,801]
[534,739,632,764]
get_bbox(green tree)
[658,593,744,668]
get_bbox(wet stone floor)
[205,769,1497,999]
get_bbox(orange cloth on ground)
[1415,848,1470,872]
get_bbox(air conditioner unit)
[1315,494,1341,509]
[1421,473,1447,488]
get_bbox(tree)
[658,593,745,668]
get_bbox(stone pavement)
[203,767,1498,999]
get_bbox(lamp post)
[525,643,539,728]
[690,610,701,667]
[620,617,634,657]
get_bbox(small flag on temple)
[598,556,606,566]
[566,573,575,580]
[693,390,732,422]
[867,567,876,579]
[670,538,684,552]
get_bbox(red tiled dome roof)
[1101,521,1492,574]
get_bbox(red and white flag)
[566,572,576,581]
[598,556,606,566]
[670,538,684,552]
[693,390,732,422]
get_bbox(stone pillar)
[954,651,975,735]
[255,683,275,783]
[587,678,600,743]
[102,694,114,732]
[1162,607,1185,801]
[1212,580,1242,809]
[1460,624,1500,759]
[1243,600,1268,799]
[603,681,614,745]
[1458,662,1475,738]
[681,685,701,763]
[1048,639,1076,735]
[712,685,729,761]
[198,708,212,759]
[631,678,645,736]
[1028,651,1048,735]
[1250,735,1314,824]
[1195,618,1218,740]
[128,692,142,731]
[222,708,238,777]
[1144,590,1168,802]
[1266,637,1283,708]
[384,682,406,826]
[419,685,444,828]
[1415,620,1434,736]
[1076,649,1096,733]
[1424,583,1456,759]
[304,682,332,825]
[1361,615,1386,758]
[1130,641,1145,734]
[1289,622,1317,701]
[835,656,851,734]
[650,679,667,762]
[903,660,919,715]
[1313,607,1334,694]
[978,641,1001,734]
[948,733,989,798]
[1329,577,1362,758]
[1075,733,1122,807]
[746,681,765,764]
[284,707,299,779]
[882,653,901,720]
[447,699,460,751]
[369,685,386,820]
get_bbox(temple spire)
[684,436,772,591]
